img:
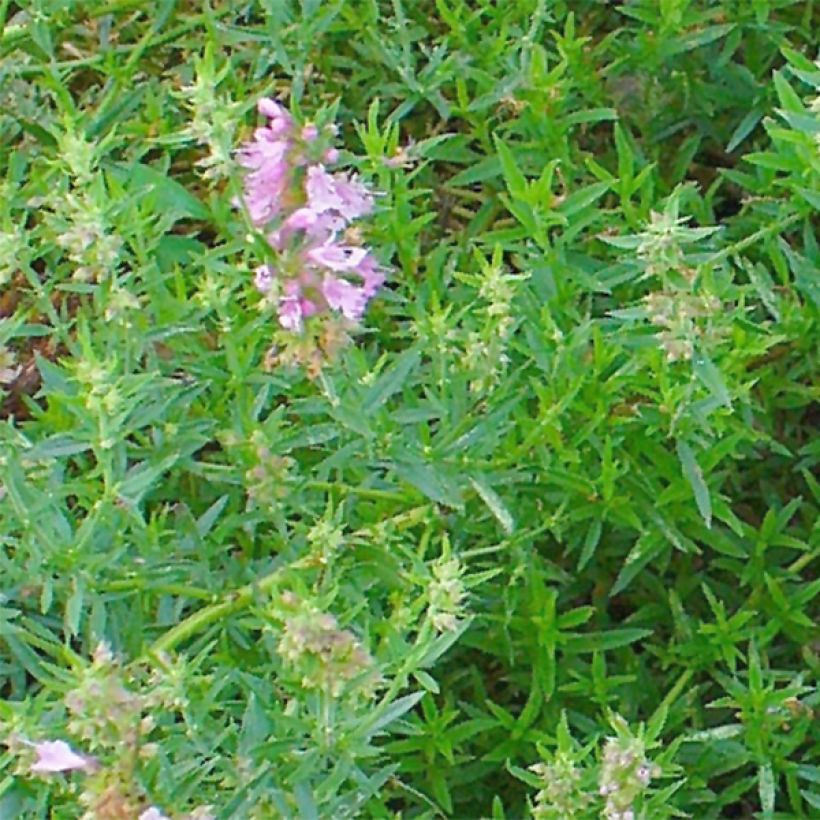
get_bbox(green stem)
[305,480,408,501]
[148,505,431,658]
[149,570,281,656]
[705,210,802,266]
[102,579,213,600]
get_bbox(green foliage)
[0,0,817,817]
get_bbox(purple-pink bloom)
[322,275,368,321]
[305,165,344,214]
[30,740,90,774]
[332,174,374,220]
[278,294,303,331]
[138,809,170,820]
[355,253,387,297]
[236,98,386,336]
[305,166,374,223]
[258,97,286,119]
[254,265,275,294]
[307,242,369,272]
[237,134,291,226]
[257,98,293,138]
[277,280,320,331]
[301,123,319,142]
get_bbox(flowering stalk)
[236,98,386,364]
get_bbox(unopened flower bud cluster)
[527,715,663,820]
[277,601,379,697]
[644,290,723,362]
[598,730,660,819]
[529,753,589,819]
[428,556,466,633]
[460,252,526,394]
[177,53,240,180]
[242,430,296,509]
[45,130,122,282]
[635,209,717,282]
[49,190,121,282]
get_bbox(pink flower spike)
[301,124,319,142]
[31,740,90,774]
[324,147,340,164]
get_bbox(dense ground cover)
[0,1,818,817]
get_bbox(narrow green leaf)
[562,628,652,653]
[364,349,420,415]
[692,351,732,407]
[759,764,775,817]
[469,475,515,534]
[676,440,712,528]
[493,136,527,197]
[686,724,744,741]
[726,109,764,152]
[361,691,425,736]
[558,181,611,217]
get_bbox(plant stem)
[148,505,430,657]
[705,210,802,266]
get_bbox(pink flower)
[254,265,275,294]
[257,98,293,137]
[235,98,387,337]
[305,166,344,213]
[30,740,90,774]
[139,809,170,820]
[305,167,374,222]
[271,208,345,250]
[355,253,387,297]
[306,242,368,272]
[322,275,368,320]
[278,295,303,331]
[277,281,319,331]
[258,97,286,119]
[333,174,374,220]
[284,207,319,232]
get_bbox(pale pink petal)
[306,242,368,272]
[278,296,303,331]
[301,124,319,142]
[354,254,386,297]
[322,275,368,321]
[333,174,374,220]
[31,740,89,773]
[138,809,170,820]
[257,99,294,137]
[284,207,319,232]
[258,97,286,119]
[305,166,343,213]
[254,265,275,294]
[278,209,343,247]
